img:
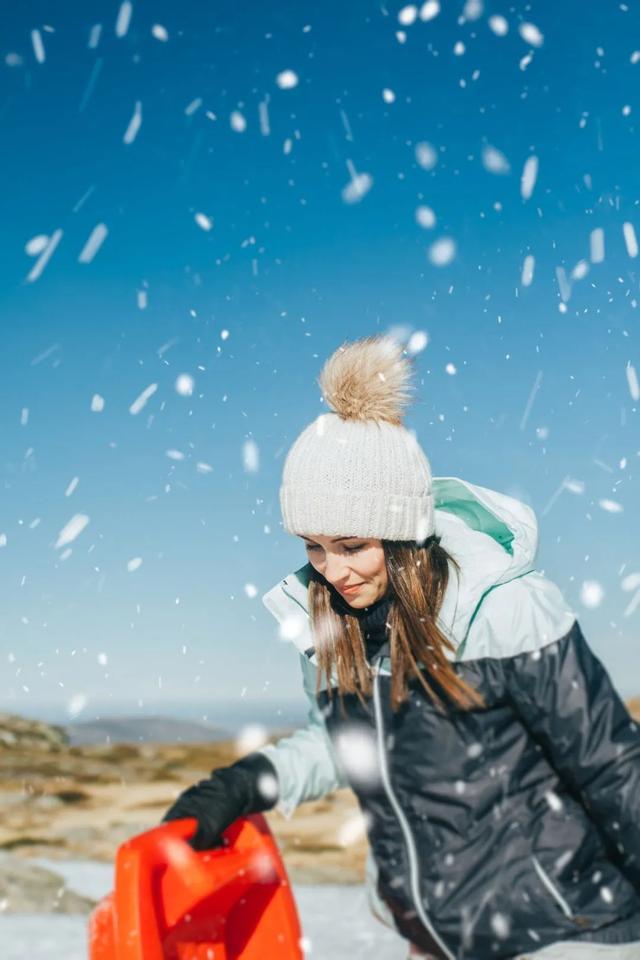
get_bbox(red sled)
[87,815,304,960]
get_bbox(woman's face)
[299,534,389,608]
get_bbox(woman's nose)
[322,556,351,584]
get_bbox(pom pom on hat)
[318,334,417,425]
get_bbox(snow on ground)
[1,859,408,959]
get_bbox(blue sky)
[1,0,638,722]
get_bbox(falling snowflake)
[115,1,133,38]
[336,811,370,846]
[599,498,623,513]
[88,24,102,50]
[419,0,440,22]
[230,110,247,132]
[31,29,45,63]
[185,97,202,116]
[27,229,63,283]
[236,723,268,753]
[623,222,638,258]
[175,373,195,396]
[521,156,539,200]
[482,144,510,175]
[342,171,374,204]
[333,724,381,789]
[622,572,640,618]
[398,5,418,25]
[78,224,108,264]
[590,227,605,263]
[581,580,604,608]
[521,254,535,287]
[488,15,509,35]
[415,205,436,229]
[55,514,90,550]
[407,330,429,354]
[129,383,158,415]
[519,22,544,47]
[571,259,589,280]
[490,912,511,939]
[415,141,438,170]
[67,693,88,718]
[25,235,49,256]
[278,612,307,642]
[626,362,639,401]
[563,478,585,495]
[194,212,213,231]
[123,101,142,144]
[276,69,299,89]
[427,236,456,266]
[243,439,260,472]
[256,771,279,803]
[545,790,563,813]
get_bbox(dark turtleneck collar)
[329,584,394,660]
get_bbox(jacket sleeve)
[257,652,350,818]
[500,617,640,888]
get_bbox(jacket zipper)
[281,581,309,617]
[372,663,455,960]
[531,855,574,919]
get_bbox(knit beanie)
[279,334,435,543]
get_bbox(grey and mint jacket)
[259,477,640,959]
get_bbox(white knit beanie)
[279,334,435,543]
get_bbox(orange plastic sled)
[88,814,304,960]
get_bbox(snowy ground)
[1,858,408,959]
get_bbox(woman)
[163,335,640,960]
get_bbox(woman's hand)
[161,752,279,851]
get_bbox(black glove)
[161,752,279,851]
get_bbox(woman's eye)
[305,544,363,554]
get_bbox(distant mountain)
[65,715,227,746]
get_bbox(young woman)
[163,335,640,960]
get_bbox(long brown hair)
[308,534,484,712]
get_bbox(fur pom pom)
[317,334,416,424]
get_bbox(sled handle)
[113,818,258,959]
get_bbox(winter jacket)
[260,476,640,960]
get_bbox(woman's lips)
[340,583,364,594]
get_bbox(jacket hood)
[262,476,539,659]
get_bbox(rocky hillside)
[0,712,68,752]
[0,711,368,913]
